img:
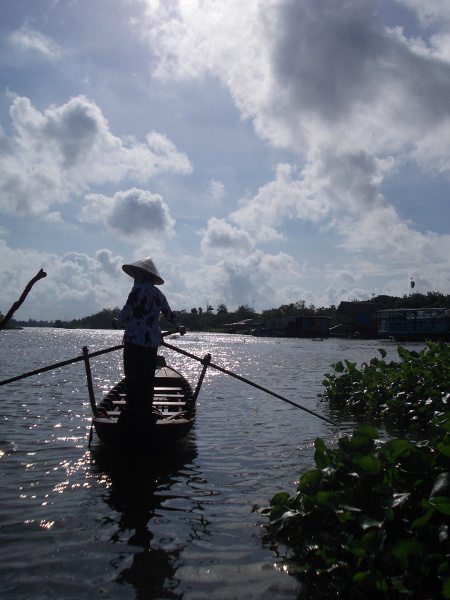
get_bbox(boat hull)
[92,362,196,452]
[93,415,194,450]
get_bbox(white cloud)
[178,248,305,310]
[230,162,329,242]
[10,26,62,59]
[96,248,122,277]
[0,95,192,217]
[338,204,450,268]
[210,179,225,203]
[80,188,175,236]
[200,217,254,254]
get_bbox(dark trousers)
[123,343,158,412]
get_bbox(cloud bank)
[2,1,450,319]
[139,0,450,295]
[0,95,192,217]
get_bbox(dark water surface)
[0,329,422,599]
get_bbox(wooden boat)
[90,354,209,452]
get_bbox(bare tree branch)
[0,269,47,331]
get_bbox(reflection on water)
[0,329,424,599]
[90,439,199,599]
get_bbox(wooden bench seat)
[118,387,183,395]
[112,397,184,406]
[105,410,185,418]
[116,393,184,400]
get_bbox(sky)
[0,0,449,321]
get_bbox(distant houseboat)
[377,308,450,341]
[332,301,380,338]
[253,315,330,338]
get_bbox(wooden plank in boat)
[105,411,185,418]
[112,396,183,406]
[117,390,183,397]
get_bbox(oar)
[161,340,338,427]
[0,329,181,387]
[0,344,125,387]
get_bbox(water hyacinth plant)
[262,342,450,598]
[320,342,450,433]
[263,415,450,598]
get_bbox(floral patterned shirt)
[117,280,179,348]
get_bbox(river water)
[0,329,423,599]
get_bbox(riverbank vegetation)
[6,291,450,330]
[262,342,450,599]
[320,342,450,434]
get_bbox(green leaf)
[314,490,335,507]
[270,492,290,507]
[375,576,388,593]
[378,348,387,359]
[397,346,411,361]
[314,437,332,468]
[336,510,356,523]
[298,469,322,495]
[280,510,299,520]
[348,434,375,454]
[334,361,344,373]
[383,439,414,463]
[443,577,450,600]
[339,504,362,513]
[425,496,450,516]
[390,539,424,569]
[386,493,411,508]
[411,508,434,530]
[430,473,450,499]
[352,455,381,474]
[436,443,450,457]
[347,538,367,558]
[434,413,450,433]
[359,515,383,530]
[354,424,378,439]
[353,571,371,583]
[438,524,448,542]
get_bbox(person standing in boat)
[116,257,186,415]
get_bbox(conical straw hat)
[122,257,164,285]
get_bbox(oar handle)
[161,328,185,337]
[161,340,338,427]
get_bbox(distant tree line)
[5,291,450,331]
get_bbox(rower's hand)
[179,325,186,336]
